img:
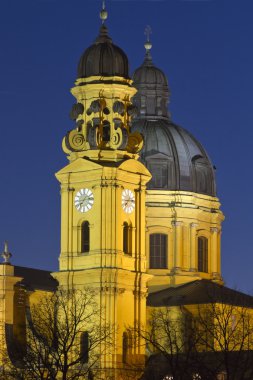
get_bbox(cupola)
[132,33,216,197]
[132,31,170,119]
[78,24,129,79]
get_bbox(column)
[171,221,183,270]
[190,223,198,271]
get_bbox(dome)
[132,119,216,196]
[78,25,129,79]
[132,46,216,197]
[133,55,168,88]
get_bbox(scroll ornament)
[64,129,89,152]
[126,132,144,153]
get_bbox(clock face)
[122,189,135,214]
[74,188,94,213]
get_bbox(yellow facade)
[146,190,224,292]
[1,6,248,380]
[146,302,253,355]
[52,63,152,378]
[0,264,22,361]
[0,264,54,366]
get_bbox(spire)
[144,25,153,65]
[100,1,108,24]
[1,241,12,264]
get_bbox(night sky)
[0,0,253,293]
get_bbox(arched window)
[81,222,90,253]
[198,236,208,273]
[122,332,128,364]
[123,222,129,254]
[80,331,89,363]
[150,234,167,269]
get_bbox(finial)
[100,0,108,24]
[1,241,12,264]
[144,25,152,53]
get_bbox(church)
[0,3,253,380]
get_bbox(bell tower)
[54,4,151,378]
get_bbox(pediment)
[119,159,151,177]
[56,158,102,177]
[145,152,171,160]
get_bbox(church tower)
[132,36,224,292]
[54,5,151,378]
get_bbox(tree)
[193,287,253,380]
[2,288,112,380]
[137,307,201,380]
[138,285,253,380]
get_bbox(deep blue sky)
[0,0,253,293]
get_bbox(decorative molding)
[100,286,125,294]
[212,272,221,280]
[210,227,219,233]
[133,290,148,299]
[171,221,182,227]
[170,267,182,274]
[60,186,75,194]
[190,223,198,228]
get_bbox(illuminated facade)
[2,4,250,380]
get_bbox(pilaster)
[190,223,198,272]
[171,221,183,270]
[210,227,220,280]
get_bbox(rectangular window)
[149,164,168,189]
[198,237,208,273]
[150,234,167,269]
[81,222,90,253]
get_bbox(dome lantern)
[132,27,170,119]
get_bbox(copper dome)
[78,25,129,79]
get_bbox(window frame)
[81,221,90,254]
[197,236,208,273]
[80,331,89,364]
[149,233,168,269]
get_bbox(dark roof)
[147,280,253,308]
[132,50,216,197]
[132,118,216,196]
[133,51,168,87]
[78,25,129,79]
[14,265,58,292]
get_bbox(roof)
[147,280,253,308]
[132,118,216,196]
[14,265,58,292]
[132,51,170,119]
[78,24,129,79]
[132,49,217,197]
